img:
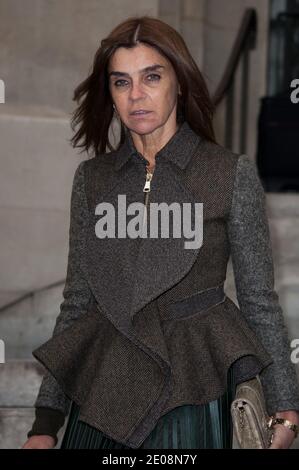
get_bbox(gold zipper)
[142,168,154,233]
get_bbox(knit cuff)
[27,407,66,447]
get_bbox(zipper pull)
[142,168,154,234]
[143,170,153,193]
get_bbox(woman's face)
[108,43,180,135]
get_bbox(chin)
[127,119,161,135]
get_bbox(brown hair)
[70,15,216,156]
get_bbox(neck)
[129,119,179,168]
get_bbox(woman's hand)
[269,410,299,449]
[21,435,56,449]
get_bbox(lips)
[130,110,152,115]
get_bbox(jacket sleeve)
[226,153,299,416]
[27,160,93,444]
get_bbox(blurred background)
[0,0,298,448]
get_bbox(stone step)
[0,286,64,359]
[0,359,67,448]
[0,359,46,406]
[0,407,67,449]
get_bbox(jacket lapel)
[83,160,143,333]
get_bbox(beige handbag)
[231,375,274,448]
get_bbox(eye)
[113,79,128,88]
[146,73,161,82]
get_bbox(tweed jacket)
[28,121,299,448]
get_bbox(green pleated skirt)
[60,366,236,449]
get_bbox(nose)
[129,80,146,101]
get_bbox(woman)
[22,16,299,449]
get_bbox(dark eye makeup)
[113,74,161,87]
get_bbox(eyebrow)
[108,64,166,78]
